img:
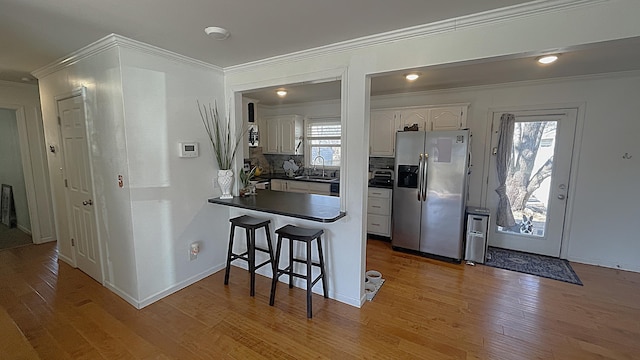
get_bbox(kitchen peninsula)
[208,190,345,223]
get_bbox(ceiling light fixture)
[204,26,230,40]
[405,73,420,81]
[21,77,32,82]
[537,55,559,64]
[276,90,287,97]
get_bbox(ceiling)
[1,0,639,101]
[244,36,640,105]
[0,0,532,83]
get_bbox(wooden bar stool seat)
[269,224,328,318]
[224,215,274,296]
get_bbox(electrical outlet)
[190,242,199,261]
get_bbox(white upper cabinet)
[429,106,467,131]
[263,115,303,154]
[370,110,397,157]
[396,108,429,131]
[369,104,468,157]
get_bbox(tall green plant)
[198,100,245,170]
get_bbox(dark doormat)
[485,246,583,285]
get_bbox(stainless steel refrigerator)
[392,130,470,261]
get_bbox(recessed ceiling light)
[21,77,32,82]
[537,55,559,64]
[204,26,230,40]
[276,90,287,97]
[405,73,420,81]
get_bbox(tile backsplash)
[369,157,394,171]
[247,147,304,175]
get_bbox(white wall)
[224,0,640,306]
[37,45,131,284]
[37,35,232,308]
[0,80,54,243]
[119,46,230,305]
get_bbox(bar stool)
[224,215,274,296]
[269,224,328,318]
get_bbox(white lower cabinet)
[270,179,331,195]
[367,187,392,237]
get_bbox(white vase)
[217,169,234,199]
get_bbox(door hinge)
[71,238,75,246]
[57,116,61,125]
[64,179,68,187]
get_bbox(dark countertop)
[254,174,339,184]
[208,190,346,223]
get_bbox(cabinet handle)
[371,223,380,226]
[372,205,381,208]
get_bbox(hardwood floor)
[1,240,639,359]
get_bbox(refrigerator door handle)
[422,153,429,201]
[417,153,424,201]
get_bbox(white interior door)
[57,95,102,282]
[487,109,577,257]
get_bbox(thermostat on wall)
[178,142,199,158]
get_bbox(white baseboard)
[568,256,640,274]
[57,253,75,267]
[104,281,142,309]
[17,224,32,235]
[137,262,227,309]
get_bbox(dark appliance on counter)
[368,169,394,188]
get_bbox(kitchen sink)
[294,175,338,182]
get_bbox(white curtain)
[495,113,516,227]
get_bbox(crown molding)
[225,0,607,74]
[32,34,223,79]
[0,79,39,89]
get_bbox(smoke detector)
[204,26,230,40]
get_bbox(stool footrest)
[255,247,271,254]
[292,258,322,267]
[274,269,324,284]
[255,259,273,270]
[229,252,249,262]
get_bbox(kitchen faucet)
[313,155,325,177]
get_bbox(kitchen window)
[305,117,341,168]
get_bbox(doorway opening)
[0,108,33,250]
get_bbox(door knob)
[557,194,566,200]
[83,199,93,206]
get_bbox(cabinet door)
[367,214,390,236]
[279,117,296,154]
[308,182,331,195]
[429,106,466,130]
[367,197,390,216]
[397,108,428,131]
[265,119,280,153]
[370,110,396,157]
[286,180,309,193]
[271,179,285,191]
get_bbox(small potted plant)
[239,166,257,196]
[198,100,246,199]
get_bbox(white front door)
[57,95,102,282]
[487,108,577,257]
